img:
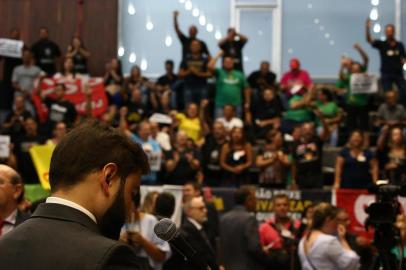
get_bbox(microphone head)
[154,218,178,241]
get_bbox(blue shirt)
[131,134,162,184]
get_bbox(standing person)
[104,58,123,106]
[12,49,43,115]
[376,90,406,129]
[247,61,277,92]
[366,19,406,104]
[178,196,220,270]
[46,122,67,146]
[291,121,330,189]
[171,103,207,145]
[0,122,150,269]
[219,127,253,187]
[13,117,46,184]
[298,203,359,270]
[208,51,251,118]
[280,58,313,98]
[30,27,61,76]
[164,131,201,185]
[201,121,227,186]
[65,36,90,75]
[218,27,248,72]
[220,187,271,270]
[35,80,78,129]
[256,131,290,188]
[343,62,371,145]
[2,96,33,138]
[259,194,301,270]
[377,126,406,185]
[334,130,378,189]
[178,41,211,105]
[156,60,179,109]
[0,165,30,237]
[120,193,170,270]
[313,88,342,147]
[173,10,210,60]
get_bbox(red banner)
[33,77,108,123]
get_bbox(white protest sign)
[350,74,378,94]
[148,151,162,171]
[0,38,24,58]
[0,135,11,158]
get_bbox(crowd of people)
[0,10,406,270]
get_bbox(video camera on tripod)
[365,180,406,270]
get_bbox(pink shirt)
[280,70,312,95]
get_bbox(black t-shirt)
[247,70,277,90]
[125,101,149,125]
[180,53,209,87]
[201,135,224,177]
[219,40,247,72]
[164,148,201,185]
[252,96,283,121]
[3,110,33,137]
[31,39,61,75]
[14,133,46,184]
[72,52,88,74]
[372,39,406,75]
[44,97,77,127]
[178,33,210,61]
[293,136,323,175]
[157,74,178,88]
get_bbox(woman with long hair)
[334,130,378,189]
[298,203,359,270]
[66,36,90,74]
[220,127,253,186]
[104,58,123,105]
[377,126,406,185]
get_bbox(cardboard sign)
[350,74,378,94]
[0,38,24,58]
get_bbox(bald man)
[0,165,29,237]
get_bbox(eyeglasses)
[191,206,206,211]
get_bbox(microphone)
[154,218,211,270]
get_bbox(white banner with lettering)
[350,74,378,94]
[0,38,24,58]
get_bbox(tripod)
[369,223,401,270]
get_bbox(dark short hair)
[273,193,289,203]
[234,186,254,205]
[154,192,176,218]
[165,60,174,66]
[49,121,149,191]
[185,180,202,194]
[320,88,333,101]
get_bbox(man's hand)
[173,10,179,18]
[119,106,128,118]
[128,232,145,246]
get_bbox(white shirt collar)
[46,196,97,224]
[5,209,18,225]
[187,217,203,230]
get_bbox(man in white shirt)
[0,165,29,237]
[0,122,150,270]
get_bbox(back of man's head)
[234,186,256,211]
[49,121,149,191]
[154,192,176,219]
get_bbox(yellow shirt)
[176,113,202,143]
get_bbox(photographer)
[298,203,359,270]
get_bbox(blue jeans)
[184,84,208,106]
[381,73,406,105]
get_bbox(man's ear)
[13,184,23,201]
[100,163,118,196]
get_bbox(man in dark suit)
[180,196,220,270]
[0,122,150,270]
[219,186,270,270]
[0,164,30,237]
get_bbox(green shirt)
[315,101,339,126]
[283,95,312,122]
[215,68,248,107]
[346,74,369,107]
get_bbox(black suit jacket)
[15,209,30,226]
[180,218,219,270]
[0,203,144,270]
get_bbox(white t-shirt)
[216,117,243,131]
